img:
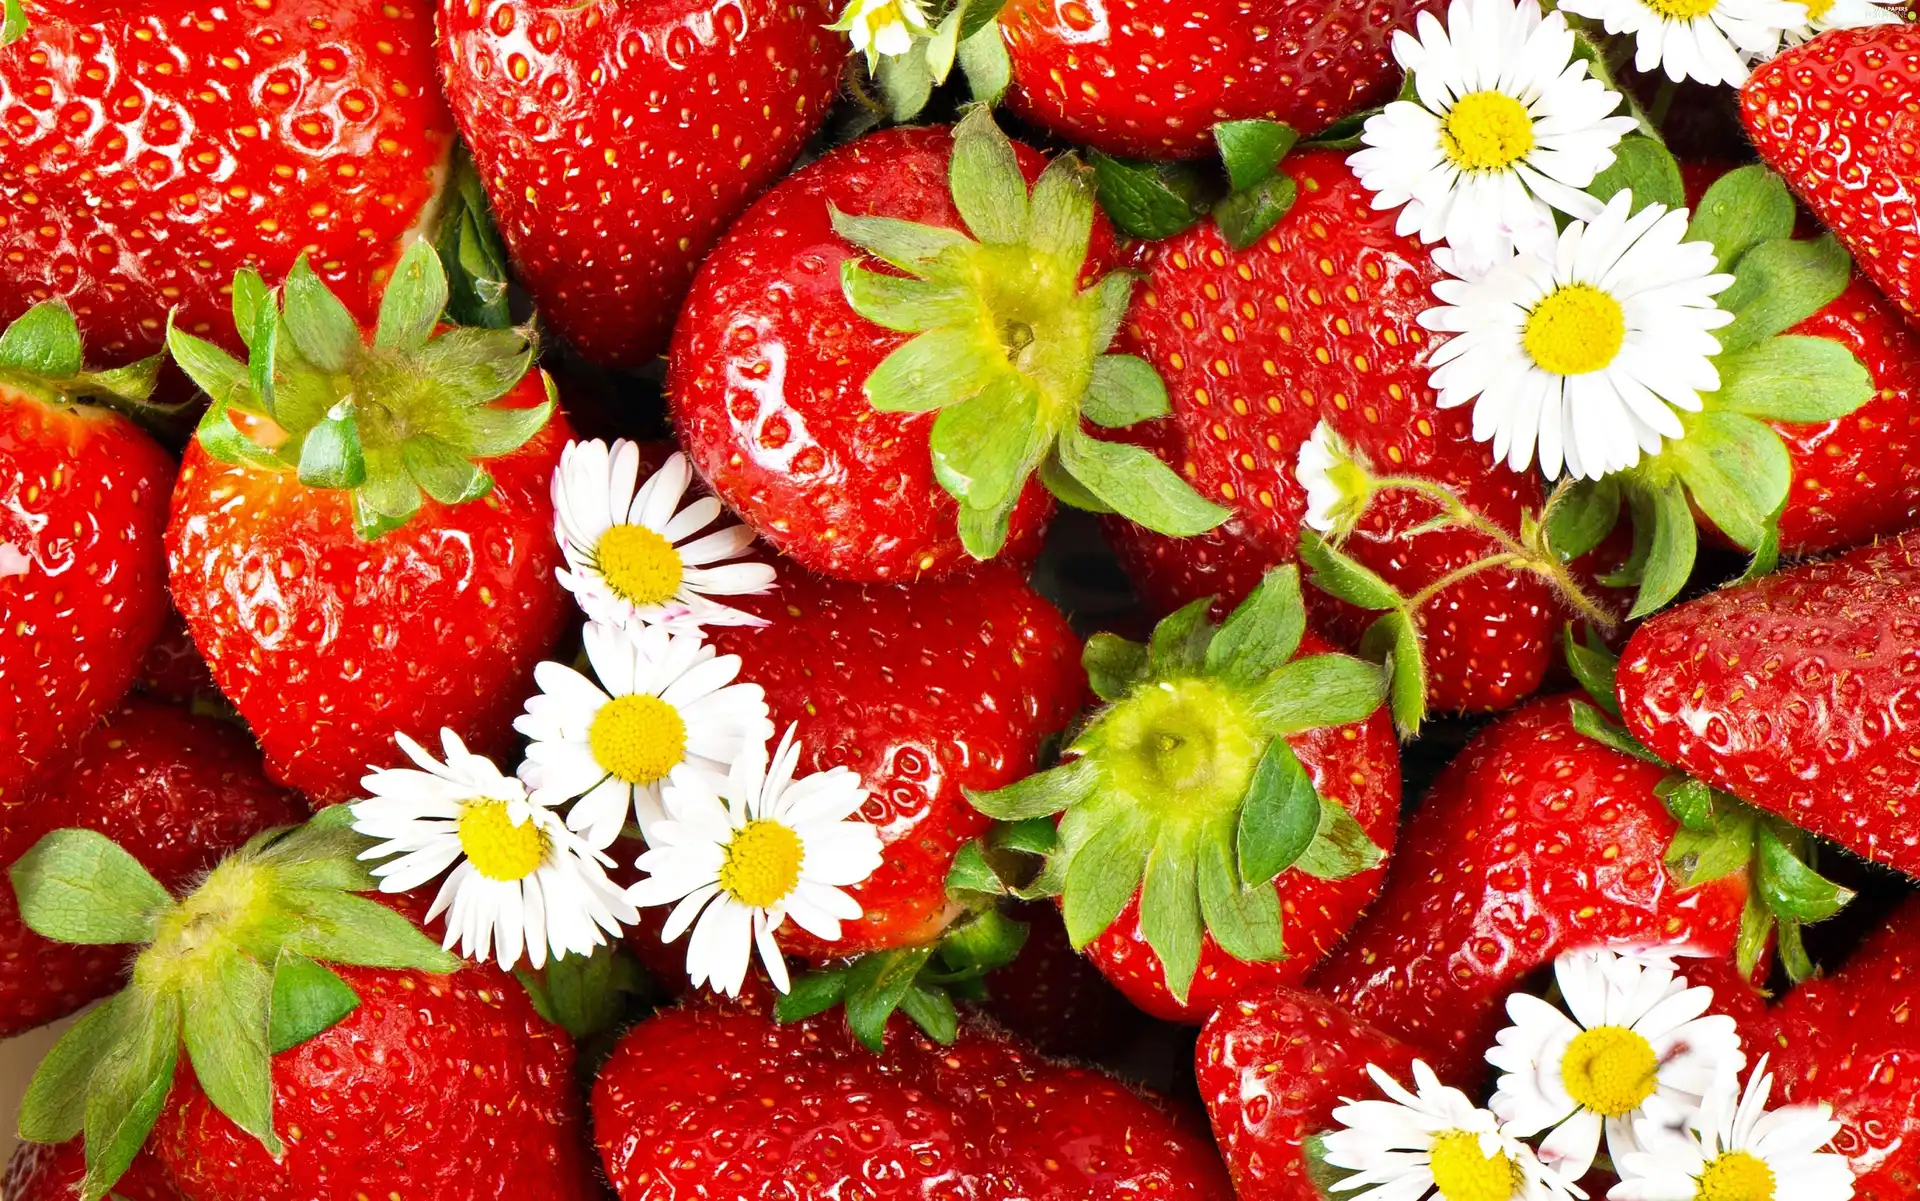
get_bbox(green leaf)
[434,149,514,330]
[1735,891,1773,980]
[845,946,936,1053]
[1206,566,1306,683]
[842,263,975,333]
[945,840,1007,896]
[957,0,1009,40]
[1236,738,1322,885]
[1740,498,1785,584]
[1294,798,1385,880]
[875,39,934,121]
[937,907,1029,972]
[182,951,280,1155]
[1665,811,1755,887]
[1544,477,1622,562]
[1625,474,1697,619]
[1713,335,1873,424]
[82,991,180,1201]
[1585,136,1684,215]
[244,291,280,423]
[269,951,362,1053]
[1305,1133,1350,1199]
[374,240,448,353]
[1061,808,1151,948]
[1041,451,1114,513]
[1083,355,1170,427]
[1564,628,1621,716]
[865,326,1005,412]
[1056,424,1231,536]
[1361,610,1427,738]
[1717,234,1853,353]
[957,18,1012,104]
[774,968,850,1025]
[1248,653,1388,736]
[1215,173,1298,252]
[1027,154,1094,267]
[0,302,84,378]
[949,107,1029,246]
[993,816,1059,858]
[930,373,1045,512]
[1088,152,1207,241]
[1778,918,1814,982]
[1656,774,1720,833]
[1755,825,1853,923]
[351,450,425,539]
[924,5,964,83]
[1568,699,1669,767]
[458,398,554,458]
[1139,831,1204,1000]
[957,490,1021,561]
[519,944,646,1041]
[297,404,369,491]
[402,434,492,506]
[1148,597,1216,677]
[1215,120,1298,192]
[276,889,465,972]
[231,269,272,350]
[967,757,1096,821]
[281,257,363,374]
[1685,165,1795,272]
[1084,270,1136,355]
[1196,824,1284,961]
[898,984,959,1044]
[1083,632,1150,701]
[2,0,27,45]
[830,207,973,275]
[1298,530,1402,611]
[11,830,175,946]
[1667,411,1790,551]
[19,993,131,1143]
[167,323,253,413]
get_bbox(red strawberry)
[132,609,221,707]
[1196,985,1420,1201]
[972,566,1401,1024]
[1106,149,1610,718]
[1617,528,1920,876]
[0,0,453,362]
[2,1140,180,1201]
[997,0,1429,160]
[437,0,845,367]
[0,696,306,1038]
[705,563,1084,957]
[0,305,174,802]
[164,248,571,804]
[1742,26,1920,326]
[671,111,1229,581]
[977,901,1142,1060]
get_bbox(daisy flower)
[1349,0,1638,268]
[350,729,637,971]
[1558,0,1807,87]
[1611,1056,1854,1201]
[625,725,883,997]
[515,621,772,850]
[551,439,775,633]
[1295,422,1375,538]
[1419,189,1735,482]
[829,0,934,71]
[1323,1060,1585,1201]
[1783,0,1904,42]
[1488,947,1746,1181]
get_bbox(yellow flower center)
[589,694,687,785]
[1428,1130,1521,1201]
[718,820,805,910]
[1561,1025,1660,1118]
[1441,91,1536,173]
[1646,0,1721,18]
[1523,284,1626,377]
[1799,0,1834,18]
[457,801,547,882]
[1696,1151,1777,1201]
[1325,459,1374,530]
[595,523,683,607]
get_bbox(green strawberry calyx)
[0,303,182,433]
[1561,630,1854,983]
[166,240,553,540]
[9,808,462,1201]
[967,566,1389,1003]
[1089,117,1302,250]
[837,106,1232,560]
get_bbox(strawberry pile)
[6,0,1920,1199]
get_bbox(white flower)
[1559,0,1807,87]
[1784,0,1904,42]
[1296,422,1375,537]
[350,729,637,971]
[625,726,883,998]
[515,622,773,850]
[1611,1056,1854,1201]
[1420,189,1735,482]
[1489,947,1746,1182]
[829,0,934,70]
[1323,1060,1586,1201]
[551,440,775,633]
[1349,0,1639,269]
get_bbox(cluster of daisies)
[1326,947,1852,1201]
[348,440,884,996]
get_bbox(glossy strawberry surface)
[1310,696,1750,1085]
[2,1138,181,1201]
[165,391,572,805]
[1618,529,1920,876]
[670,126,1077,582]
[438,0,844,367]
[708,565,1084,956]
[999,0,1429,159]
[0,697,306,1038]
[0,0,452,361]
[0,393,173,803]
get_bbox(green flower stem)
[1402,553,1528,612]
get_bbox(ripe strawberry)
[972,566,1401,1023]
[705,563,1084,957]
[2,1140,180,1201]
[1105,149,1607,718]
[0,304,174,803]
[1742,26,1920,326]
[997,0,1428,160]
[1196,985,1420,1201]
[1617,528,1920,876]
[0,696,306,1038]
[164,246,571,804]
[977,901,1142,1060]
[0,0,453,362]
[438,0,845,367]
[132,609,221,706]
[671,111,1229,582]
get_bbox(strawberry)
[1742,25,1920,326]
[0,696,306,1038]
[2,1140,180,1201]
[1195,985,1420,1201]
[976,900,1142,1060]
[971,566,1401,1023]
[1617,527,1920,877]
[131,610,220,707]
[438,0,845,367]
[996,0,1429,160]
[670,110,1230,582]
[704,562,1084,957]
[0,305,174,804]
[0,0,454,362]
[163,245,572,804]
